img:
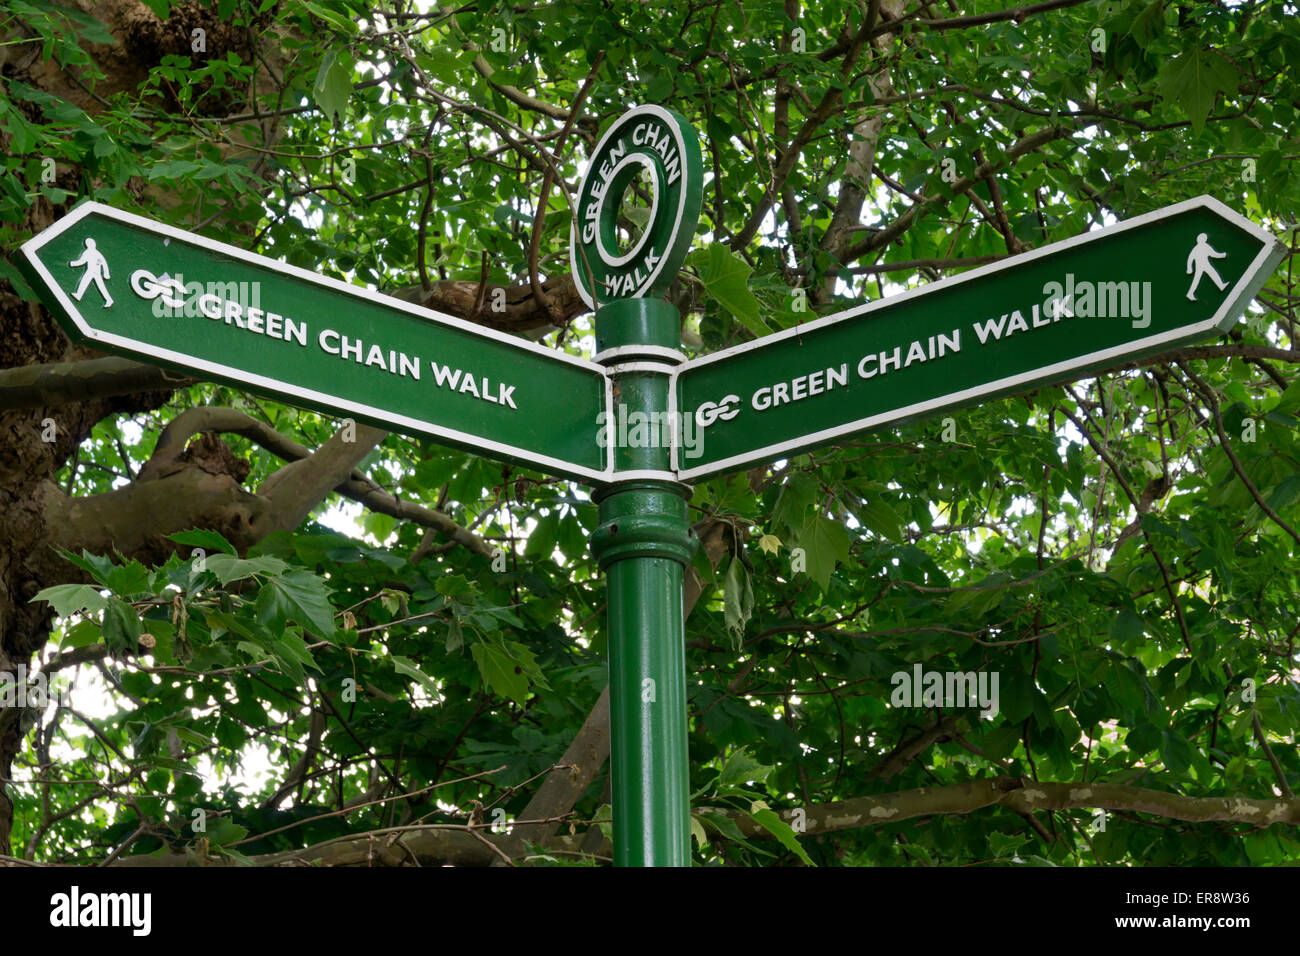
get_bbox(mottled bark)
[815,0,907,304]
[394,272,586,338]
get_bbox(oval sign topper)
[569,105,702,310]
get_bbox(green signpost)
[18,103,1286,867]
[575,105,704,866]
[676,197,1286,481]
[19,203,611,484]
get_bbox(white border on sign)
[671,195,1286,480]
[569,104,692,310]
[21,201,616,485]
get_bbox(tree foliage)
[0,0,1297,866]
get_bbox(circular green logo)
[569,105,702,310]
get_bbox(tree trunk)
[0,0,288,854]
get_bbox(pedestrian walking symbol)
[69,237,113,307]
[1186,232,1228,301]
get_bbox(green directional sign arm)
[20,201,611,484]
[675,195,1286,482]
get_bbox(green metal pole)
[590,298,696,867]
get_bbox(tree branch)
[1178,362,1300,548]
[137,407,493,556]
[815,0,906,303]
[905,0,1094,32]
[470,57,569,121]
[253,422,389,537]
[101,777,1300,867]
[394,272,589,331]
[262,706,328,809]
[731,3,886,250]
[0,357,192,411]
[842,125,1075,263]
[37,468,270,565]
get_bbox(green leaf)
[899,842,935,865]
[54,8,115,45]
[146,160,202,181]
[313,48,354,122]
[695,807,763,852]
[303,1,359,35]
[772,474,817,535]
[591,802,614,842]
[979,724,1023,760]
[215,845,256,866]
[690,244,766,337]
[104,558,152,598]
[61,618,104,649]
[470,634,545,704]
[445,618,464,654]
[102,598,141,656]
[748,802,815,866]
[470,637,527,703]
[274,629,320,675]
[203,553,289,585]
[204,608,257,645]
[362,511,396,542]
[204,816,249,846]
[1157,49,1238,135]
[392,654,439,694]
[0,258,37,301]
[723,556,753,645]
[266,570,336,636]
[524,510,560,558]
[854,496,904,542]
[1110,608,1145,642]
[415,49,465,86]
[1160,729,1196,777]
[689,813,708,849]
[57,548,115,586]
[435,574,476,601]
[31,583,106,618]
[946,573,1013,618]
[39,185,72,206]
[997,669,1036,723]
[1273,378,1300,415]
[717,745,773,790]
[254,579,293,632]
[797,513,851,592]
[1266,474,1300,512]
[1125,0,1166,48]
[167,529,237,556]
[1126,721,1161,756]
[411,452,469,492]
[988,830,1031,858]
[141,619,174,663]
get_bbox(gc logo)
[695,394,740,428]
[130,269,187,311]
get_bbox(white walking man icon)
[1185,233,1227,302]
[69,238,113,308]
